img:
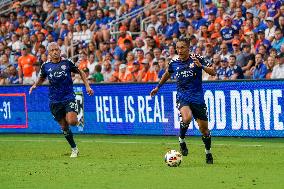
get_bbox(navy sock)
[63,129,76,148]
[179,121,189,139]
[202,133,211,151]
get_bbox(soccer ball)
[164,150,182,167]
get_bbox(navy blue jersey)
[226,65,244,79]
[220,25,238,51]
[168,55,211,104]
[39,59,80,103]
[216,67,228,80]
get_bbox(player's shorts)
[176,101,208,121]
[49,100,78,121]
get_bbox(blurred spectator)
[216,58,229,80]
[271,28,284,53]
[18,45,37,84]
[226,55,244,80]
[252,53,268,79]
[78,52,90,70]
[9,34,22,52]
[0,54,10,74]
[242,43,255,77]
[157,57,166,79]
[265,17,277,42]
[123,39,134,61]
[87,54,96,75]
[219,43,231,60]
[258,44,268,60]
[252,17,267,34]
[265,56,276,79]
[109,61,121,82]
[90,64,104,83]
[118,63,131,82]
[165,13,179,39]
[117,26,133,51]
[255,30,271,53]
[269,48,278,59]
[147,15,161,34]
[271,53,284,79]
[137,59,157,82]
[6,65,19,84]
[220,15,238,52]
[102,60,113,82]
[31,62,41,84]
[204,43,214,64]
[191,9,207,31]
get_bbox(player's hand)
[86,87,94,96]
[29,85,36,95]
[150,87,159,97]
[191,54,202,67]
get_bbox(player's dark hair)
[177,37,191,47]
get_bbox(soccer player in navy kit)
[29,42,94,158]
[150,38,216,164]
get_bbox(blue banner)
[0,80,284,137]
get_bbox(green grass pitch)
[0,134,284,189]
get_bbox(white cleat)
[70,147,79,158]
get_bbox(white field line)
[0,139,265,147]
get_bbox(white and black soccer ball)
[164,150,182,167]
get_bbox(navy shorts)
[176,101,208,121]
[49,100,78,121]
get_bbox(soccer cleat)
[206,153,213,164]
[70,147,79,158]
[179,142,188,156]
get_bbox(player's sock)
[63,128,76,148]
[179,121,189,156]
[179,121,189,140]
[179,137,185,143]
[202,133,211,154]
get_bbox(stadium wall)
[0,80,284,137]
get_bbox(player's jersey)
[39,59,80,103]
[168,55,211,104]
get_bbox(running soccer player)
[150,38,216,164]
[29,42,94,158]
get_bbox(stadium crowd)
[0,0,283,85]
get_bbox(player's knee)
[182,117,192,125]
[67,118,78,126]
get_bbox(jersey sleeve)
[39,64,47,78]
[167,59,174,74]
[68,60,80,73]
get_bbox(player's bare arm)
[29,77,46,94]
[150,71,171,97]
[78,69,94,96]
